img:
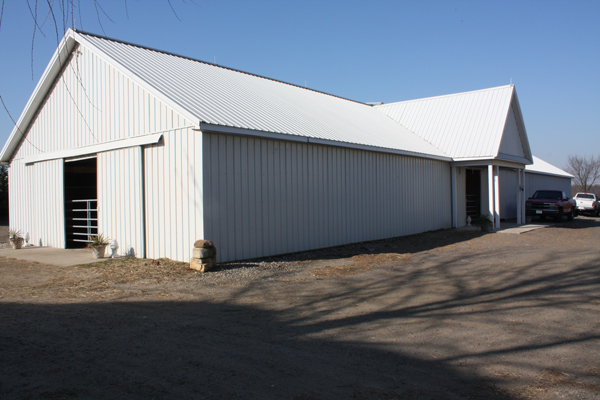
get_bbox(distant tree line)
[566,155,600,195]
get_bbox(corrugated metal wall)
[8,43,194,253]
[98,147,144,257]
[144,128,203,262]
[8,161,31,238]
[499,169,519,220]
[203,133,452,263]
[525,173,572,199]
[12,45,190,160]
[8,159,65,247]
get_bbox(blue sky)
[0,0,598,169]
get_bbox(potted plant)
[475,214,494,232]
[9,229,24,249]
[86,234,110,258]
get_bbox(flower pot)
[480,224,492,232]
[10,238,24,249]
[91,245,106,258]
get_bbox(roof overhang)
[525,170,573,179]
[451,157,527,169]
[0,31,78,164]
[21,132,165,164]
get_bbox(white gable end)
[498,103,525,159]
[10,43,193,162]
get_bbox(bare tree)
[566,155,600,193]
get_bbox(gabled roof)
[1,29,450,163]
[374,85,533,164]
[526,156,573,178]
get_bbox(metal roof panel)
[526,156,573,178]
[75,32,449,159]
[376,85,523,160]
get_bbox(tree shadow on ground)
[1,299,515,400]
[219,242,600,400]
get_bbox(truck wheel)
[595,208,599,217]
[554,209,563,222]
[567,208,575,221]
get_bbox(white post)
[451,166,457,228]
[516,169,522,224]
[494,166,500,229]
[488,165,494,225]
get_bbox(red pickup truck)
[525,190,576,222]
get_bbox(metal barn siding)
[7,161,30,239]
[499,169,519,220]
[6,41,195,254]
[203,132,452,263]
[144,127,203,262]
[8,159,65,247]
[525,173,571,199]
[12,45,192,160]
[98,147,144,257]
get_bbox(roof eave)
[525,170,573,179]
[196,122,453,162]
[0,30,78,163]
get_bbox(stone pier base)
[189,240,217,273]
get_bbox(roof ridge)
[73,29,368,107]
[377,84,514,107]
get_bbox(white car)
[574,193,599,217]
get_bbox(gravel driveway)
[0,218,599,399]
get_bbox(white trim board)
[22,133,163,164]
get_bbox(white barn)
[0,29,570,263]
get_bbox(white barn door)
[97,147,145,257]
[33,160,65,248]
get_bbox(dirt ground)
[1,218,599,400]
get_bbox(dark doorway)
[465,169,481,219]
[64,157,98,249]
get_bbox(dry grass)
[78,257,193,283]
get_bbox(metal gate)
[71,199,98,244]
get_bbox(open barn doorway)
[64,157,98,248]
[465,169,481,220]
